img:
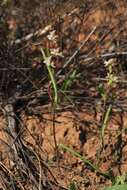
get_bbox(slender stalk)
[41,48,58,157]
[101,104,112,145]
[59,144,111,178]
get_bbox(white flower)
[47,30,58,41]
[104,59,114,68]
[50,48,64,57]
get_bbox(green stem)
[59,144,111,178]
[41,48,58,106]
[101,104,112,145]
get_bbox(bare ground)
[1,1,127,189]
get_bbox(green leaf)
[59,144,110,178]
[69,182,77,190]
[61,69,80,91]
[98,84,105,98]
[1,0,11,7]
[103,184,127,190]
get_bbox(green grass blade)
[101,104,112,145]
[103,184,127,190]
[59,144,110,178]
[69,182,77,190]
[61,69,80,91]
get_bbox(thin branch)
[56,26,97,76]
[79,51,127,63]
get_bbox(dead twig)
[79,51,127,63]
[56,26,97,76]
